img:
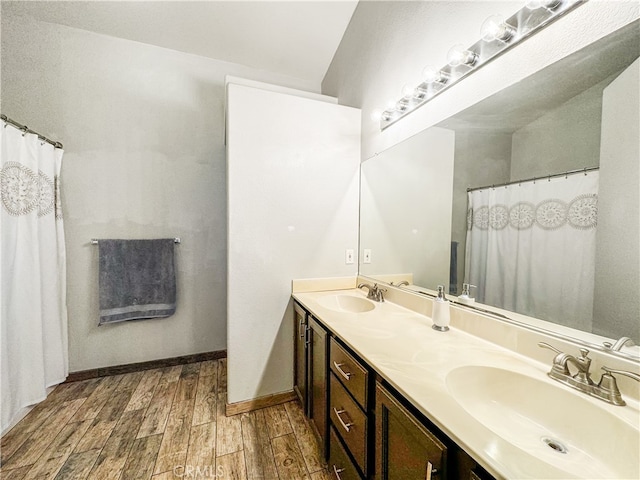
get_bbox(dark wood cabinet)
[376,382,447,480]
[329,337,369,409]
[308,316,328,454]
[293,302,329,458]
[330,373,368,475]
[293,302,308,412]
[329,426,364,480]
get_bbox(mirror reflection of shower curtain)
[464,171,598,331]
[1,123,68,432]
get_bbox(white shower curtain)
[1,122,68,432]
[465,171,598,331]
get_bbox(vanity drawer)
[329,426,363,480]
[330,373,368,476]
[330,337,369,409]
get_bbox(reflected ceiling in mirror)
[359,20,640,356]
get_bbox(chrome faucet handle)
[596,366,640,406]
[538,342,562,354]
[601,366,640,382]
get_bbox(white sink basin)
[316,294,375,313]
[446,366,639,479]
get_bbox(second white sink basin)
[446,366,639,479]
[317,294,375,313]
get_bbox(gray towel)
[98,239,176,325]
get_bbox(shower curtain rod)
[1,114,64,149]
[467,166,599,192]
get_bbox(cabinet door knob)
[333,407,354,433]
[333,361,352,381]
[332,464,345,480]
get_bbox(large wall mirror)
[359,20,639,356]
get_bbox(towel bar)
[91,238,181,245]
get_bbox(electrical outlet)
[345,249,355,264]
[363,249,372,264]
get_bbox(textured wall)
[1,14,318,372]
[510,80,606,180]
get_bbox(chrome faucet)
[603,336,635,351]
[539,342,640,406]
[357,282,386,302]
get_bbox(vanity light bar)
[379,0,587,130]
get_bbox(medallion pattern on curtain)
[1,122,68,432]
[464,171,598,332]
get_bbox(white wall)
[359,127,455,289]
[322,0,639,160]
[510,80,605,180]
[226,84,360,404]
[1,14,319,372]
[594,58,640,342]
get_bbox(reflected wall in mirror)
[359,20,640,345]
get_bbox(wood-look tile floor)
[1,359,330,480]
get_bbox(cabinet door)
[294,303,308,413]
[376,382,447,480]
[308,316,328,457]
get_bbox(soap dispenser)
[458,283,476,305]
[432,285,450,332]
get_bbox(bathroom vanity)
[293,294,492,479]
[292,285,640,480]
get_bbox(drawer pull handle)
[299,319,305,338]
[305,326,311,346]
[333,408,354,432]
[333,361,352,380]
[332,465,345,480]
[425,461,439,479]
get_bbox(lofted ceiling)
[2,0,360,87]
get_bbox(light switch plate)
[345,249,355,264]
[363,249,372,264]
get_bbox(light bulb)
[401,84,415,98]
[447,44,478,67]
[480,15,516,42]
[381,111,393,122]
[386,99,397,111]
[370,109,382,122]
[422,66,449,85]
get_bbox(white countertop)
[293,288,640,480]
